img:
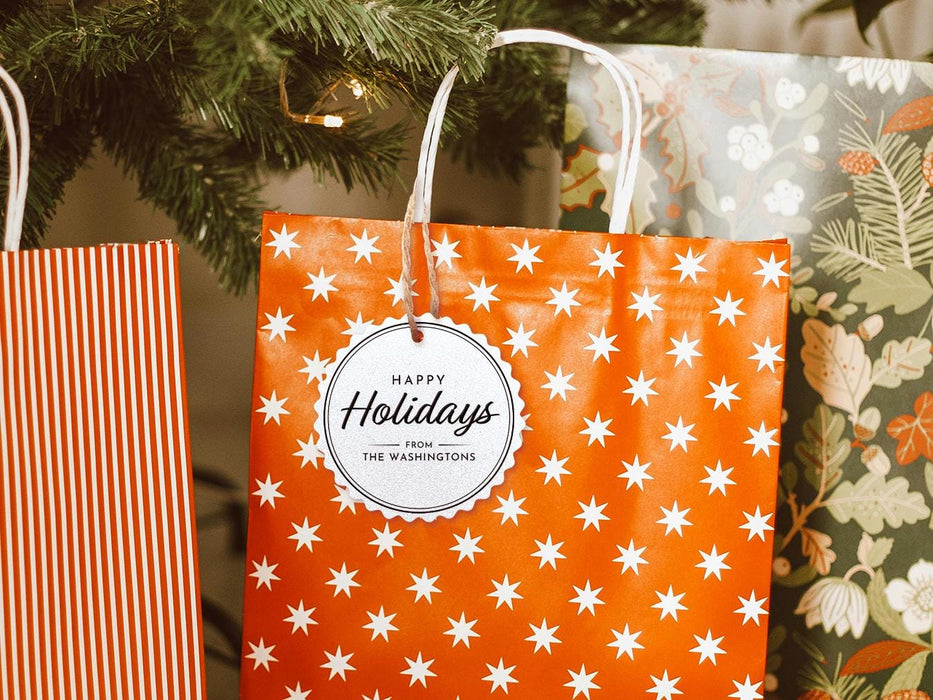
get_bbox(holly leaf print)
[887,391,933,465]
[801,319,872,420]
[561,145,605,212]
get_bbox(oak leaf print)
[887,391,933,465]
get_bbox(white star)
[580,412,614,447]
[623,370,659,406]
[493,490,528,526]
[489,574,523,610]
[546,282,582,317]
[245,638,278,671]
[401,653,436,688]
[249,556,280,590]
[652,585,687,621]
[740,506,774,541]
[326,563,361,598]
[662,417,697,452]
[384,275,417,307]
[753,252,789,288]
[729,675,764,700]
[262,307,295,343]
[613,539,648,575]
[288,518,322,552]
[407,568,441,604]
[749,337,784,372]
[482,658,519,693]
[628,286,662,321]
[671,247,707,283]
[321,646,355,681]
[266,224,301,259]
[465,277,500,312]
[298,351,330,385]
[705,375,740,411]
[565,664,600,699]
[667,332,701,368]
[284,600,318,635]
[532,534,566,570]
[696,545,731,581]
[363,606,398,641]
[711,291,746,326]
[450,528,485,563]
[542,366,576,401]
[569,580,605,616]
[537,450,571,485]
[362,692,389,700]
[347,228,382,263]
[431,232,462,269]
[508,238,543,273]
[292,433,323,468]
[590,242,624,278]
[257,391,290,425]
[525,619,561,654]
[584,327,620,363]
[647,670,682,700]
[657,501,693,537]
[369,524,404,557]
[575,496,610,531]
[734,590,768,626]
[608,624,644,660]
[745,421,779,456]
[331,485,361,514]
[503,322,538,357]
[343,312,374,336]
[303,266,338,301]
[618,455,653,491]
[253,474,284,508]
[701,460,736,496]
[691,629,726,665]
[283,681,310,700]
[444,612,479,648]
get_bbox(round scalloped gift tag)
[315,315,524,521]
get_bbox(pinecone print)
[881,691,931,700]
[922,151,933,188]
[838,150,876,176]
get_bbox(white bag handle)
[412,28,642,235]
[0,66,29,253]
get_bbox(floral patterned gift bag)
[560,45,933,698]
[242,29,791,698]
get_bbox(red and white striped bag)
[0,68,206,698]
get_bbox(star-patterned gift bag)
[242,30,791,699]
[0,69,206,699]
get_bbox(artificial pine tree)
[0,0,704,290]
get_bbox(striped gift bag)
[0,69,205,698]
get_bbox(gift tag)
[315,315,524,521]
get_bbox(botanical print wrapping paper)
[561,45,933,699]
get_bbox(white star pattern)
[584,327,620,363]
[546,282,582,317]
[734,591,768,626]
[347,229,382,263]
[526,619,561,654]
[696,545,731,581]
[489,575,523,610]
[250,556,280,590]
[532,534,566,570]
[662,417,697,452]
[667,332,701,368]
[482,659,518,694]
[711,291,746,326]
[657,501,693,537]
[246,638,278,671]
[729,675,764,700]
[297,351,329,385]
[284,600,317,635]
[647,670,682,700]
[691,630,726,665]
[363,606,398,641]
[652,586,687,621]
[745,421,779,456]
[331,485,360,514]
[628,286,662,321]
[537,450,571,485]
[326,563,361,598]
[569,580,604,616]
[740,506,774,542]
[450,528,485,563]
[613,539,648,575]
[623,370,658,406]
[493,491,528,526]
[565,665,600,699]
[266,224,301,259]
[671,247,707,283]
[465,277,500,312]
[407,569,441,604]
[575,496,610,531]
[618,455,653,491]
[262,307,295,342]
[705,375,740,411]
[369,524,404,558]
[253,474,284,508]
[303,266,338,301]
[288,518,322,552]
[282,681,310,700]
[608,624,644,660]
[343,312,374,336]
[508,238,543,273]
[362,691,388,700]
[321,646,356,681]
[431,233,462,269]
[444,612,480,648]
[503,322,538,357]
[701,460,736,496]
[590,243,624,278]
[401,653,436,688]
[292,433,323,467]
[749,337,784,372]
[580,412,614,447]
[753,252,789,288]
[542,366,576,401]
[384,275,417,307]
[256,391,290,425]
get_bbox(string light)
[348,79,365,98]
[278,59,347,129]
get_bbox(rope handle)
[0,67,29,253]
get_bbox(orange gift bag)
[0,70,206,698]
[242,29,790,698]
